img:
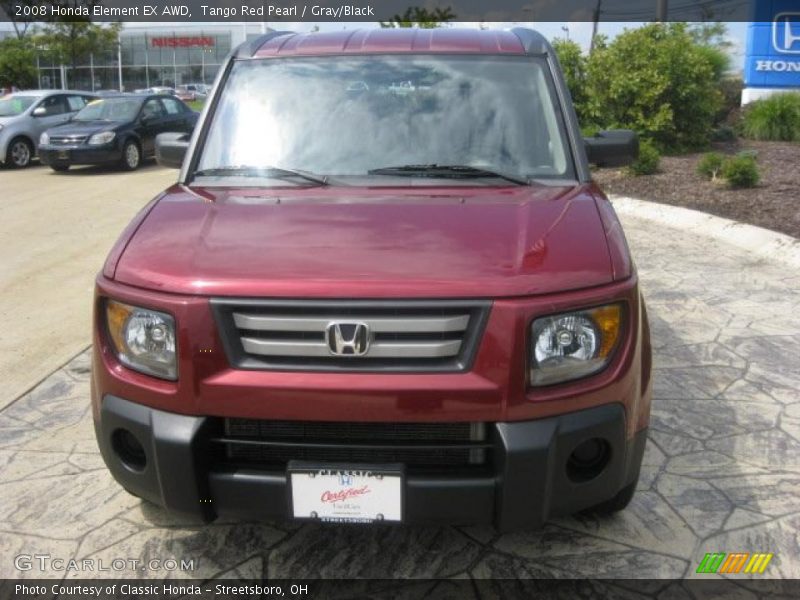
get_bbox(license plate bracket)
[288,461,404,524]
[57,150,69,160]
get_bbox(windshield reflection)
[198,55,572,184]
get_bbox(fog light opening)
[567,438,610,483]
[111,428,147,472]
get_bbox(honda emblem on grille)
[326,322,370,356]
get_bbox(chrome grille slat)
[241,337,462,358]
[49,135,88,145]
[233,313,470,333]
[212,299,490,372]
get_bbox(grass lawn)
[187,100,205,112]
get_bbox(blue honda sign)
[744,1,800,101]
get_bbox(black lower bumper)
[95,395,646,531]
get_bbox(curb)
[610,195,800,269]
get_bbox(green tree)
[379,7,455,28]
[551,38,590,127]
[37,21,121,86]
[0,37,37,88]
[584,23,723,151]
[689,22,731,80]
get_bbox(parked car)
[174,88,198,102]
[176,84,208,102]
[0,90,96,168]
[39,94,197,171]
[93,28,651,530]
[151,86,176,96]
[133,87,175,96]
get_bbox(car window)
[161,97,183,115]
[39,95,68,116]
[67,96,88,112]
[73,97,143,121]
[142,98,166,119]
[0,95,38,117]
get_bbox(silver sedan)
[0,90,96,168]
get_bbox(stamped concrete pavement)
[0,164,175,409]
[0,201,798,587]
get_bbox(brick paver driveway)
[1,202,798,583]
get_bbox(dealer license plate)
[288,462,403,524]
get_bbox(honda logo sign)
[773,13,800,54]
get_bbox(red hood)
[112,184,616,298]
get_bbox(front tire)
[120,140,141,171]
[6,137,33,168]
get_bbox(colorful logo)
[696,553,774,575]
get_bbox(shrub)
[741,93,800,141]
[552,38,591,127]
[697,152,725,180]
[710,125,737,142]
[721,154,760,188]
[628,139,661,176]
[584,23,724,151]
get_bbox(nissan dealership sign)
[744,1,800,103]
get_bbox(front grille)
[212,419,491,475]
[211,299,490,372]
[49,135,88,145]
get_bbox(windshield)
[74,97,142,121]
[0,95,38,117]
[197,55,574,184]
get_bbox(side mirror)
[156,132,190,169]
[32,106,47,117]
[584,130,639,168]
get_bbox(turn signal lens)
[530,303,622,387]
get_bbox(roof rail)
[510,28,550,55]
[234,31,295,58]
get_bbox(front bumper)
[95,395,646,531]
[39,145,122,166]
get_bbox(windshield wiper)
[367,164,531,186]
[193,165,329,186]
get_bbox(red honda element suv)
[92,28,652,530]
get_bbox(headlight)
[106,300,177,380]
[89,131,115,145]
[530,304,622,386]
[39,132,49,145]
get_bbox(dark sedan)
[38,94,197,171]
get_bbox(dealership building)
[2,23,269,91]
